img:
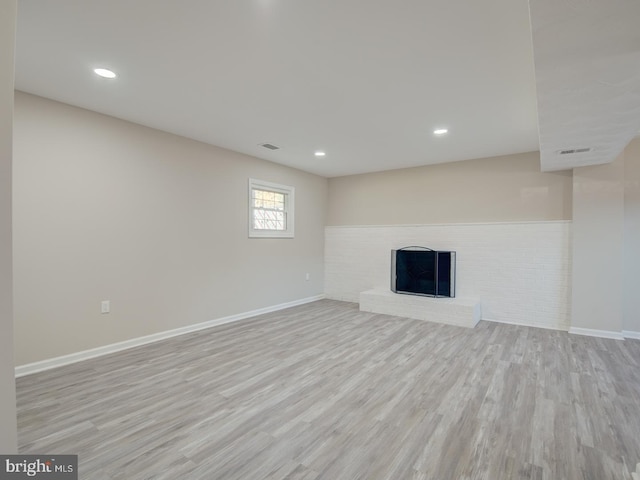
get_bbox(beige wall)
[327,151,572,225]
[0,0,17,453]
[624,137,640,334]
[13,92,328,365]
[571,150,625,334]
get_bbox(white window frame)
[248,178,295,238]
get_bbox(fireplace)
[391,246,456,298]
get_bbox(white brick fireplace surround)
[325,222,572,331]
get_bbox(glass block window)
[248,179,294,238]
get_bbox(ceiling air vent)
[558,147,592,155]
[261,143,280,150]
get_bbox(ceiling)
[530,0,640,171]
[13,0,640,178]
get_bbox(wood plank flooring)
[16,299,640,479]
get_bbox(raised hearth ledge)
[359,289,482,328]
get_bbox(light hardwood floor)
[17,300,640,479]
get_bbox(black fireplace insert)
[391,246,456,298]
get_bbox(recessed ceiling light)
[433,128,448,135]
[94,68,117,79]
[315,151,326,157]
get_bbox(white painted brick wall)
[325,222,572,330]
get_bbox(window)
[248,178,295,238]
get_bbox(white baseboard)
[482,317,570,332]
[568,327,625,341]
[15,294,325,378]
[623,330,640,340]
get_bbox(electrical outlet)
[101,300,110,314]
[305,273,310,281]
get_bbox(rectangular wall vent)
[558,147,592,155]
[261,143,280,150]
